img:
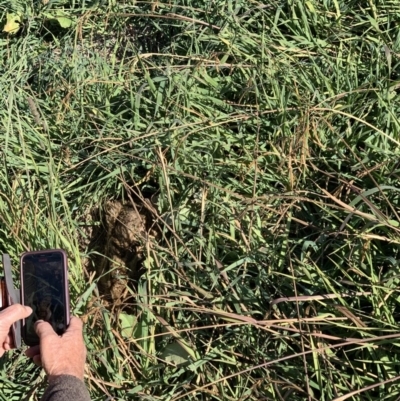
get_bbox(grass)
[0,0,400,400]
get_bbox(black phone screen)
[22,251,67,345]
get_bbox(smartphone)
[20,250,70,346]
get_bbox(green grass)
[1,0,400,400]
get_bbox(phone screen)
[21,251,68,345]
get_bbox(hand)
[25,317,86,382]
[0,304,32,356]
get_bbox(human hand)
[0,304,32,356]
[25,317,86,382]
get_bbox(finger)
[66,316,83,333]
[0,305,32,330]
[25,345,40,358]
[3,333,14,350]
[5,333,12,345]
[34,320,57,339]
[32,354,42,367]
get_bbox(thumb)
[65,316,83,333]
[0,304,32,330]
[34,320,57,339]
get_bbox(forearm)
[41,375,91,401]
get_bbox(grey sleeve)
[40,375,91,401]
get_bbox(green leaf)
[3,13,21,34]
[127,385,144,395]
[42,11,73,28]
[161,341,191,366]
[119,312,137,339]
[388,220,399,227]
[56,16,73,28]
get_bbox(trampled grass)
[1,0,400,400]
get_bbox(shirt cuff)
[41,375,91,401]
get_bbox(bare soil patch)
[81,199,155,305]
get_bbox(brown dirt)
[82,199,155,305]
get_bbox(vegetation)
[1,0,400,400]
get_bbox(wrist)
[48,371,84,384]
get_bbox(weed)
[1,0,400,400]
